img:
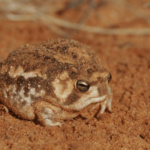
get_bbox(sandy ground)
[0,0,150,149]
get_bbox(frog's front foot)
[34,102,62,127]
[100,84,113,114]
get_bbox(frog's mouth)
[85,95,106,102]
[73,95,107,111]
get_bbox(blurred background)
[0,0,150,59]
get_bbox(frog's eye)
[76,80,90,92]
[108,73,112,83]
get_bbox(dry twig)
[4,14,150,35]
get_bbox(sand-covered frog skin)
[0,39,112,126]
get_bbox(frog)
[0,39,112,126]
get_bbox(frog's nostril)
[108,73,112,83]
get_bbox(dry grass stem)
[3,14,150,36]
